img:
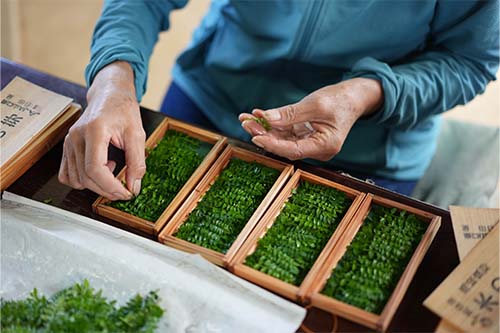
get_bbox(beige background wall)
[1,0,209,110]
[1,0,499,126]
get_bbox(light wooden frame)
[158,145,294,267]
[228,169,366,302]
[92,117,227,235]
[307,194,441,332]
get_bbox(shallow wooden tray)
[228,169,366,302]
[307,194,441,332]
[158,145,293,267]
[92,117,227,235]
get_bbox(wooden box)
[1,103,81,191]
[92,117,227,235]
[158,145,293,267]
[307,194,441,332]
[228,169,366,302]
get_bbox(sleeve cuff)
[85,42,148,102]
[342,57,400,126]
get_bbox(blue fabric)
[162,81,417,196]
[160,81,216,131]
[86,0,499,180]
[370,179,417,197]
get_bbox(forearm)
[344,0,499,129]
[338,78,384,117]
[347,51,497,129]
[85,0,188,101]
[87,61,136,102]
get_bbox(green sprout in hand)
[252,116,272,131]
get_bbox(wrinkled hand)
[239,78,383,161]
[58,61,146,201]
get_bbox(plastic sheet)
[0,192,305,332]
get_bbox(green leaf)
[250,117,272,131]
[0,280,164,333]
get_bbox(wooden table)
[1,57,459,332]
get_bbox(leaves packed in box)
[321,206,427,314]
[110,130,210,221]
[174,158,280,253]
[245,181,352,286]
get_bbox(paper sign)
[450,206,500,261]
[0,77,72,166]
[435,320,463,333]
[424,224,499,333]
[435,206,500,332]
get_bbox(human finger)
[123,128,146,196]
[106,160,117,173]
[69,134,121,200]
[292,122,316,138]
[241,119,267,136]
[251,132,339,161]
[252,104,313,128]
[58,148,70,186]
[238,113,254,122]
[84,132,132,200]
[81,166,123,201]
[71,132,89,187]
[68,131,126,199]
[64,139,84,189]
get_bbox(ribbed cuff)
[85,43,147,102]
[343,56,399,125]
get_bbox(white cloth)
[0,192,306,333]
[412,119,499,208]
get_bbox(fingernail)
[112,192,126,200]
[252,137,264,148]
[242,120,265,135]
[255,129,265,136]
[133,179,141,196]
[113,191,132,200]
[265,110,281,121]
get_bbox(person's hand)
[239,78,383,161]
[58,61,146,201]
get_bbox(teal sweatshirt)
[86,0,499,180]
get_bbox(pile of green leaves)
[110,130,208,221]
[321,206,427,314]
[0,280,164,333]
[174,158,279,253]
[245,181,352,286]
